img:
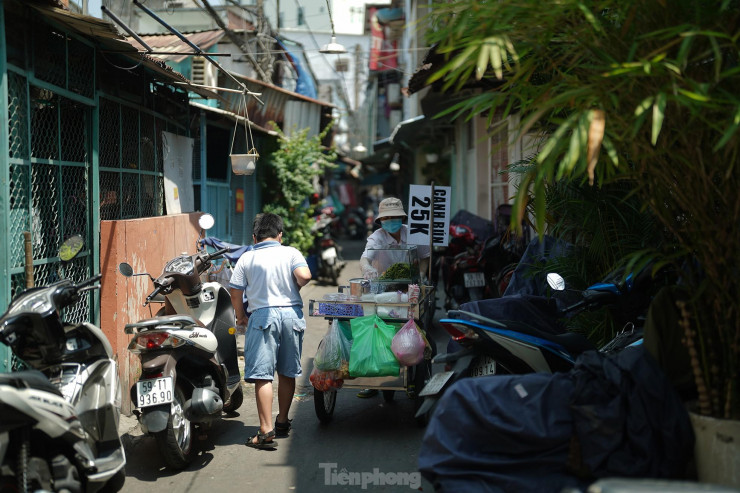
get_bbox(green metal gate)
[0,6,188,372]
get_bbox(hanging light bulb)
[389,153,401,172]
[320,0,347,54]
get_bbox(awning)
[131,30,226,63]
[30,4,223,101]
[389,115,428,146]
[370,115,432,153]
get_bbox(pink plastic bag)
[391,319,425,366]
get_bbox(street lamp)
[389,153,400,172]
[319,0,347,54]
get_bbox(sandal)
[274,417,292,438]
[245,429,278,449]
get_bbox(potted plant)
[424,0,739,485]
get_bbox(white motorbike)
[118,214,242,470]
[0,235,126,493]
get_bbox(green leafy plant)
[425,0,740,418]
[260,124,336,255]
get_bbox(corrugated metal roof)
[219,72,334,132]
[131,30,226,63]
[27,2,223,102]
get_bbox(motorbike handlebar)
[145,278,173,305]
[77,273,103,289]
[144,286,162,306]
[207,247,229,260]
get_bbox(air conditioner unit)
[164,0,184,8]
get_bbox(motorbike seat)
[0,369,63,397]
[125,314,204,333]
[481,318,596,356]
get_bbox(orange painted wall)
[99,212,204,414]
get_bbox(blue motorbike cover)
[419,371,582,493]
[460,293,567,336]
[200,237,252,264]
[418,346,694,492]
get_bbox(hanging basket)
[231,148,259,175]
[230,91,259,175]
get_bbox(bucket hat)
[375,197,407,224]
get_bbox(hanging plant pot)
[230,92,259,176]
[231,148,259,175]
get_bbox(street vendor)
[357,197,432,399]
[360,197,431,281]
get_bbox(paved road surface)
[117,239,450,492]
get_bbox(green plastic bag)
[349,315,400,377]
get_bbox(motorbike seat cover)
[126,314,203,330]
[0,369,63,397]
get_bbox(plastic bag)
[314,320,352,371]
[349,315,400,377]
[391,318,426,366]
[309,366,345,391]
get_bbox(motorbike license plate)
[321,246,337,261]
[136,377,173,408]
[464,272,486,288]
[418,371,455,397]
[470,355,497,378]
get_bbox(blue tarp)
[418,346,694,492]
[276,39,317,99]
[200,237,251,264]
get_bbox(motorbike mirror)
[59,235,84,262]
[198,213,215,231]
[547,273,566,291]
[118,263,135,277]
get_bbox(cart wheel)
[314,388,336,423]
[382,390,395,402]
[413,360,433,427]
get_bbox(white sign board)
[162,131,194,214]
[407,184,451,247]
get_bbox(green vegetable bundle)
[379,262,411,280]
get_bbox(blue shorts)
[243,306,306,382]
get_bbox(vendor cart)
[308,280,436,427]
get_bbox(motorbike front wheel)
[155,386,194,470]
[313,388,336,423]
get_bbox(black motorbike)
[309,207,346,285]
[0,235,126,493]
[416,267,655,420]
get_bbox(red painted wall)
[100,212,204,414]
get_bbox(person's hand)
[363,266,379,280]
[235,323,247,335]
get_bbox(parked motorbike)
[439,223,482,310]
[117,213,243,469]
[309,207,345,285]
[343,206,368,240]
[416,267,652,419]
[0,235,126,492]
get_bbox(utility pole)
[354,43,361,111]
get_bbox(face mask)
[381,219,403,234]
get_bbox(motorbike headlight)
[8,290,54,315]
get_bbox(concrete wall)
[100,212,204,414]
